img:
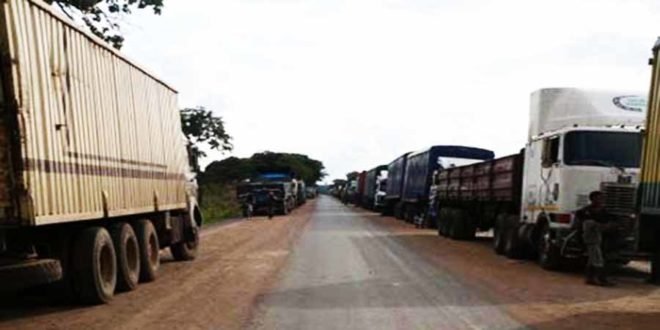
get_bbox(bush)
[199,183,241,224]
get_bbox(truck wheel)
[72,227,117,304]
[110,223,140,292]
[457,212,476,240]
[504,225,524,259]
[438,209,450,236]
[537,223,562,270]
[493,226,506,255]
[135,220,160,282]
[171,227,200,261]
[0,259,63,293]
[448,210,460,239]
[493,215,507,254]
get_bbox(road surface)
[2,196,660,329]
[249,197,522,329]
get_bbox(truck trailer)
[355,171,367,206]
[401,146,494,225]
[638,38,660,282]
[435,88,648,271]
[382,153,411,217]
[0,0,202,304]
[363,165,387,210]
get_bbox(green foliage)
[202,151,326,186]
[180,107,233,172]
[47,0,164,49]
[199,183,241,224]
[346,171,359,180]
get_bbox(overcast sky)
[120,0,660,182]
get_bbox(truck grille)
[601,183,636,215]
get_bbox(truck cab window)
[542,137,559,168]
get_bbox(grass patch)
[199,183,242,225]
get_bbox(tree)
[346,171,359,180]
[46,0,164,49]
[180,106,232,172]
[201,152,327,186]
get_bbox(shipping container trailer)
[0,0,201,304]
[640,37,660,282]
[383,152,411,217]
[400,145,494,225]
[363,165,387,210]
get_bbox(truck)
[401,146,494,225]
[382,153,412,217]
[355,171,367,206]
[237,181,295,215]
[0,0,201,304]
[363,165,387,210]
[295,179,307,206]
[374,171,388,210]
[434,88,648,270]
[639,38,660,282]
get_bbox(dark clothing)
[575,205,614,245]
[575,205,615,268]
[266,193,279,219]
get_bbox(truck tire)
[437,209,450,236]
[504,225,525,259]
[0,259,62,292]
[171,227,200,261]
[537,223,562,270]
[110,223,140,292]
[448,209,460,239]
[493,226,506,255]
[135,219,160,283]
[72,227,117,304]
[457,212,476,240]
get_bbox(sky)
[117,0,660,183]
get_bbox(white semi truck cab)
[374,170,389,209]
[521,88,645,238]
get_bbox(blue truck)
[399,146,495,225]
[382,153,412,217]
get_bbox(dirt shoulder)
[0,201,316,330]
[362,212,660,330]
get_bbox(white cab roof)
[528,88,646,140]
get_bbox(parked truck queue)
[236,173,311,217]
[337,38,660,283]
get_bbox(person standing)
[575,191,617,286]
[243,192,255,219]
[267,191,278,219]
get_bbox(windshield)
[564,131,642,168]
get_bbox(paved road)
[250,197,524,330]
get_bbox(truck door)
[540,136,561,212]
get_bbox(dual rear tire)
[71,219,164,304]
[437,208,475,240]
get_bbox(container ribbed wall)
[1,0,189,225]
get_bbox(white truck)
[374,170,389,210]
[434,88,646,269]
[0,0,202,303]
[519,88,644,267]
